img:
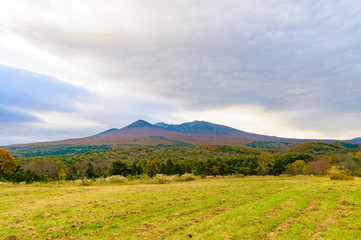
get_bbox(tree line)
[0,143,360,183]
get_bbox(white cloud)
[1,0,361,144]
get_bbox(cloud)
[0,63,180,145]
[0,106,39,123]
[7,1,360,107]
[0,0,361,142]
[0,64,90,112]
[0,64,98,144]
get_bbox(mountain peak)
[154,122,170,128]
[125,119,155,128]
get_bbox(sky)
[1,0,361,145]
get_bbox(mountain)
[7,119,338,148]
[350,137,361,143]
[154,120,281,140]
[125,119,157,129]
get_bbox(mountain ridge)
[154,120,280,140]
[6,119,355,148]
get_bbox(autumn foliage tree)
[306,160,329,175]
[0,148,18,175]
[143,160,159,178]
[212,166,219,177]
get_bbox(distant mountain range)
[350,137,361,143]
[6,119,359,148]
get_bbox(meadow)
[0,176,360,240]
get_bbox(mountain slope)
[96,128,118,135]
[7,119,338,148]
[350,137,361,143]
[155,120,285,140]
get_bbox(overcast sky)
[1,0,361,145]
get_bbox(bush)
[307,160,329,175]
[183,176,195,181]
[178,174,195,182]
[154,178,168,184]
[149,174,196,184]
[328,167,354,180]
[104,175,127,184]
[354,168,361,177]
[11,171,26,183]
[126,175,142,180]
[146,174,169,184]
[233,174,245,178]
[81,176,93,186]
[25,170,41,183]
[330,173,354,180]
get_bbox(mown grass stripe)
[1,177,360,240]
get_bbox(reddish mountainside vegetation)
[7,120,339,148]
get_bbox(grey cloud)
[0,64,94,146]
[3,0,361,136]
[0,106,39,123]
[0,64,91,113]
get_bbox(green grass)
[0,176,360,239]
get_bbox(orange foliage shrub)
[0,148,18,175]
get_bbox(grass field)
[0,176,360,239]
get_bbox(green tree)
[342,158,360,175]
[86,162,97,178]
[130,162,139,175]
[173,163,184,176]
[285,160,305,175]
[58,168,67,181]
[143,160,159,178]
[111,161,129,176]
[256,152,273,175]
[193,161,206,176]
[11,167,26,183]
[25,170,41,183]
[165,159,174,175]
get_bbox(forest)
[0,141,360,183]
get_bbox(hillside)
[287,142,351,155]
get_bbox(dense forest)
[0,141,360,183]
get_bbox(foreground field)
[0,176,360,239]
